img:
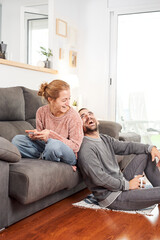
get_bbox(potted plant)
[72,100,78,111]
[40,46,53,68]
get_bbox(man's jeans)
[12,135,76,165]
[108,154,160,211]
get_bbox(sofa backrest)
[98,120,122,139]
[0,86,46,141]
[0,87,25,121]
[0,86,122,141]
[22,87,47,121]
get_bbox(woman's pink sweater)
[36,105,84,155]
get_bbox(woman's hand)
[33,129,50,142]
[25,129,50,142]
[25,129,38,140]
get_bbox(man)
[78,108,160,210]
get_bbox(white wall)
[78,0,108,119]
[52,0,80,75]
[108,0,160,9]
[0,64,57,89]
[50,0,109,118]
[50,0,82,107]
[0,64,80,103]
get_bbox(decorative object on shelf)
[40,46,53,68]
[0,41,7,59]
[72,100,78,111]
[56,18,67,38]
[59,48,64,59]
[69,50,77,68]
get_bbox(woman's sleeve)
[36,108,44,131]
[49,119,84,153]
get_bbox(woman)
[12,80,84,171]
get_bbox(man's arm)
[108,136,160,165]
[102,135,150,155]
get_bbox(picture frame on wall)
[56,19,67,38]
[69,50,77,67]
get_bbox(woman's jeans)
[12,135,76,166]
[108,154,160,211]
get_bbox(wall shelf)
[0,59,58,74]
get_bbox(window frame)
[107,4,160,121]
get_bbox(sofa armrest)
[98,120,122,139]
[0,160,9,229]
[119,132,141,142]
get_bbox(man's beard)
[85,123,98,134]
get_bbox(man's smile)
[86,119,96,127]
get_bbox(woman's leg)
[12,135,45,158]
[42,139,76,165]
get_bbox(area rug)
[73,193,157,216]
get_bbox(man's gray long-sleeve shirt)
[78,134,152,207]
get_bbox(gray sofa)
[0,86,140,230]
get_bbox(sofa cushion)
[0,121,34,141]
[9,159,82,204]
[22,87,47,120]
[0,137,21,162]
[0,87,25,121]
[26,119,36,129]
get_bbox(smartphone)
[28,132,35,135]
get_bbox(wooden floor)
[1,188,160,240]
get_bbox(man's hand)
[151,146,160,167]
[129,175,145,190]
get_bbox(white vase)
[44,60,50,68]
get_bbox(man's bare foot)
[72,166,77,172]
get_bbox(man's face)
[79,109,98,134]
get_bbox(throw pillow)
[0,137,21,162]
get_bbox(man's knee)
[137,153,148,161]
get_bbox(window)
[108,8,160,148]
[0,4,2,41]
[27,17,48,65]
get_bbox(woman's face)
[49,89,71,115]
